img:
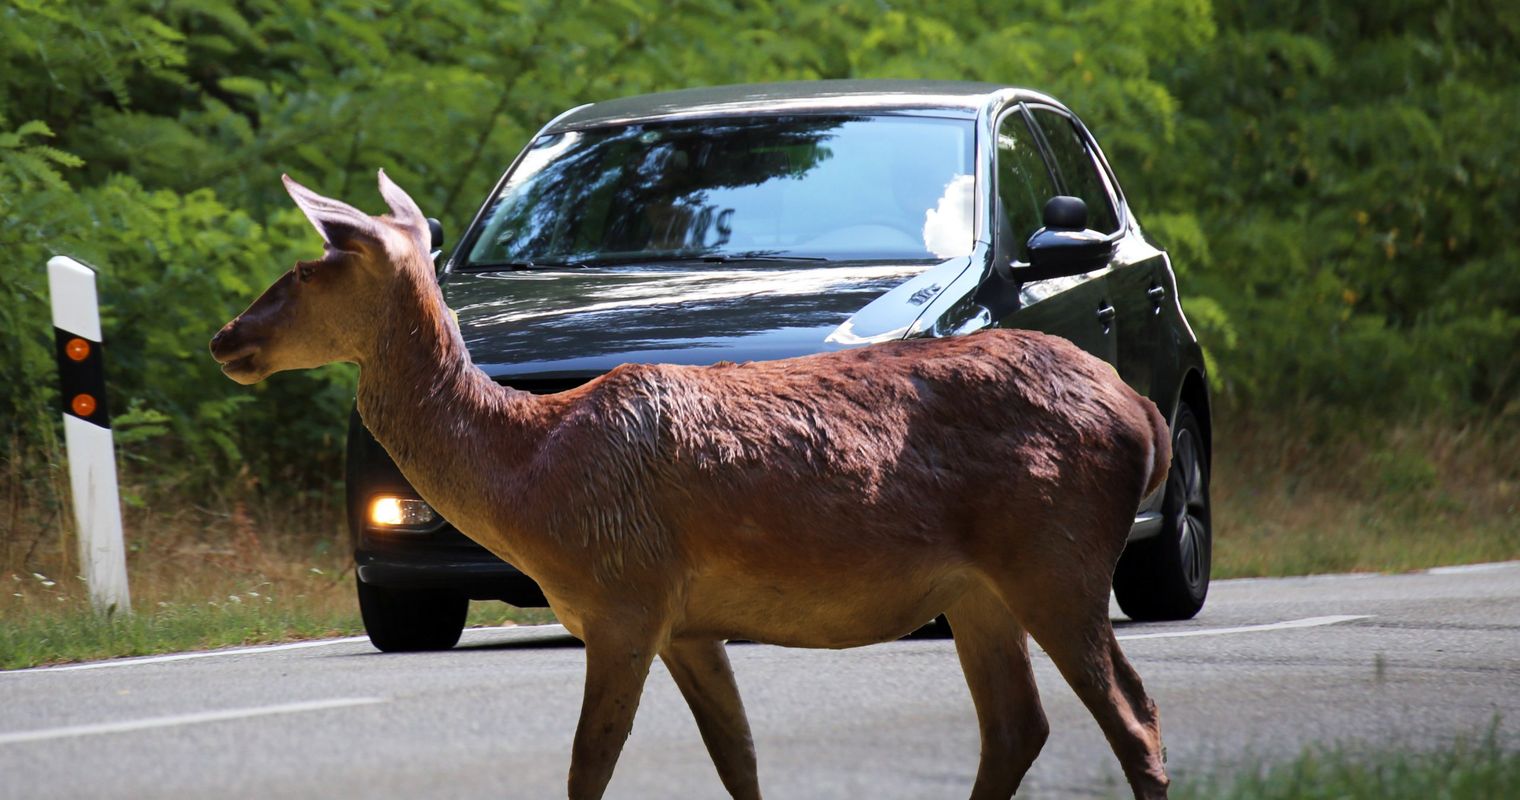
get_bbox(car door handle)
[1147,284,1167,303]
[1096,303,1116,324]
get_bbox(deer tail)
[1142,398,1172,500]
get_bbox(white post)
[47,256,131,615]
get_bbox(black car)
[346,80,1213,651]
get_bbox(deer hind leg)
[660,638,762,800]
[992,567,1168,800]
[568,623,663,800]
[945,583,1049,800]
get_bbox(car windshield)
[462,114,976,268]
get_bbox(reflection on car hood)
[443,261,966,380]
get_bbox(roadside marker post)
[47,256,131,615]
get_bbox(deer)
[210,171,1173,800]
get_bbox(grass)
[1166,723,1520,799]
[1,583,359,670]
[0,494,551,670]
[1211,414,1519,578]
[1,413,1516,669]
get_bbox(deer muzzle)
[209,322,263,384]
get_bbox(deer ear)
[376,168,430,253]
[377,169,426,228]
[282,173,378,251]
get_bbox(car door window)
[995,111,1057,260]
[1027,108,1119,234]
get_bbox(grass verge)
[1168,724,1519,799]
[0,496,550,670]
[1211,413,1519,577]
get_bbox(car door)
[993,106,1116,366]
[1024,105,1160,397]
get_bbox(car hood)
[444,259,973,380]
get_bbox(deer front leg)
[568,625,661,800]
[661,638,762,800]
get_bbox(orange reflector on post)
[66,338,91,361]
[71,394,97,417]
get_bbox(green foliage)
[0,0,1515,506]
[1149,2,1520,415]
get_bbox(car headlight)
[368,495,439,528]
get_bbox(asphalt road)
[4,562,1518,799]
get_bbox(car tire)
[1113,402,1212,621]
[357,578,468,652]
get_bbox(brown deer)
[210,171,1172,799]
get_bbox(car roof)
[544,80,1017,132]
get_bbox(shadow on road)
[450,618,958,655]
[455,635,585,652]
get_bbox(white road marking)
[7,616,1370,674]
[3,624,572,675]
[14,565,1515,676]
[0,697,385,746]
[1117,615,1370,641]
[0,614,1385,675]
[6,636,373,674]
[1427,561,1519,575]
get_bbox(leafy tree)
[1,0,1514,517]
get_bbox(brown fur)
[210,172,1172,799]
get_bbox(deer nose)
[209,323,237,357]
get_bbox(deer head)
[209,170,430,384]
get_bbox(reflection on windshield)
[923,174,975,258]
[465,115,975,267]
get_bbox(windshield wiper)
[463,253,832,271]
[695,253,832,263]
[575,252,833,266]
[461,259,587,271]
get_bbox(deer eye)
[296,264,315,282]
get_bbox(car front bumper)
[356,526,546,606]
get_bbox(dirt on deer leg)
[1039,621,1167,799]
[945,584,1049,800]
[1108,636,1167,794]
[567,624,663,800]
[661,639,762,800]
[1007,590,1169,800]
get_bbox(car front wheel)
[356,578,468,652]
[1113,402,1212,621]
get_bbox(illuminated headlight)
[369,495,439,528]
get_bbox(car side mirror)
[1018,196,1114,281]
[427,217,445,278]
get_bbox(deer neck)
[352,262,552,559]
